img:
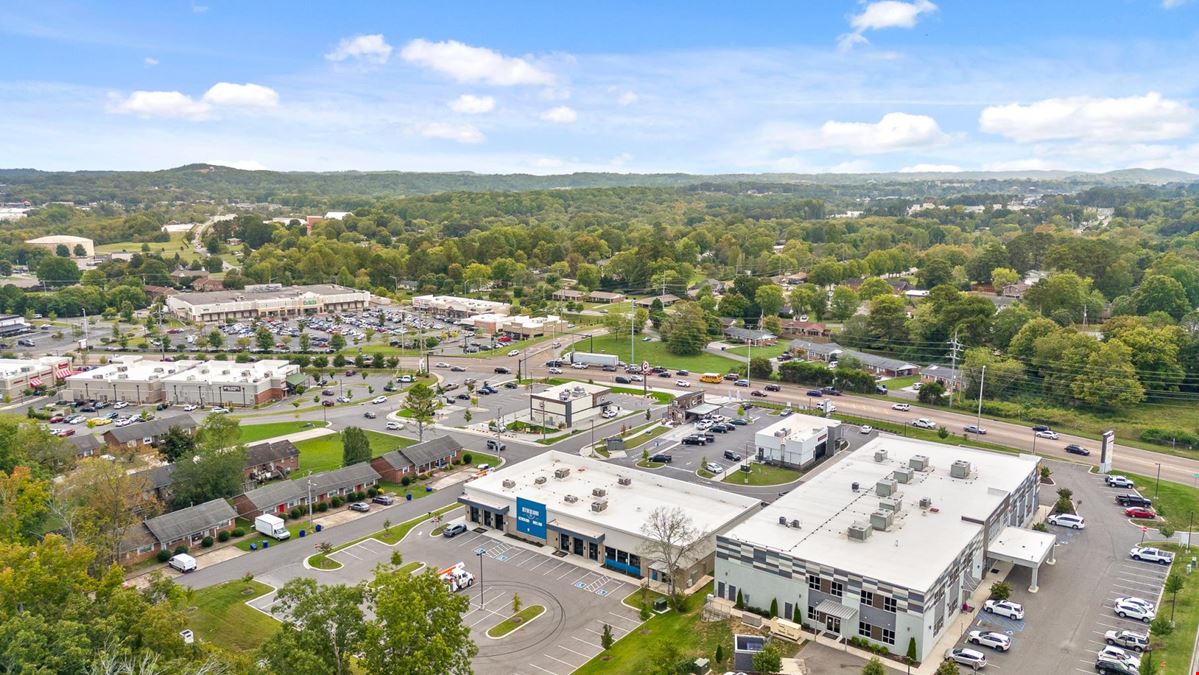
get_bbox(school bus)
[699,373,723,384]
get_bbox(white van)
[169,553,197,573]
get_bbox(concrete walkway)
[262,427,337,444]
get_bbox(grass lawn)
[636,459,665,469]
[881,374,919,389]
[722,462,803,486]
[1145,542,1197,674]
[487,605,546,638]
[697,468,716,479]
[583,334,740,373]
[727,343,788,360]
[238,420,326,444]
[187,579,278,652]
[625,424,672,450]
[294,429,415,474]
[542,378,674,404]
[97,232,203,263]
[233,517,322,551]
[307,503,461,570]
[1106,469,1199,531]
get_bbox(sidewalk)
[265,427,336,444]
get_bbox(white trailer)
[254,514,290,540]
[567,351,621,367]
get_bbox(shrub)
[400,476,412,487]
[368,487,379,497]
[714,644,724,664]
[735,589,744,610]
[289,507,303,520]
[231,527,245,537]
[173,545,188,555]
[769,598,778,618]
[317,502,329,512]
[1141,428,1199,448]
[156,549,171,563]
[462,453,473,465]
[217,530,230,542]
[331,496,344,507]
[201,536,214,548]
[989,581,1011,601]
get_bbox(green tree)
[52,458,160,567]
[1072,340,1145,408]
[965,243,1010,284]
[36,256,82,287]
[260,577,366,675]
[206,329,224,349]
[790,284,827,320]
[512,592,523,614]
[170,444,246,508]
[749,356,773,379]
[990,267,1020,290]
[299,331,311,352]
[865,294,908,349]
[829,285,861,321]
[359,568,477,675]
[196,412,241,451]
[918,257,954,289]
[402,383,438,441]
[256,326,275,352]
[754,284,786,317]
[751,644,782,674]
[918,380,946,405]
[856,277,892,301]
[861,657,887,675]
[1135,274,1190,320]
[935,660,961,675]
[341,426,371,466]
[330,333,347,352]
[660,301,709,356]
[0,466,50,544]
[158,425,197,463]
[601,623,614,651]
[1165,573,1185,621]
[55,243,70,257]
[989,581,1011,601]
[1139,655,1159,675]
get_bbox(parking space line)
[572,635,601,649]
[528,664,558,675]
[542,561,566,575]
[526,557,551,571]
[543,654,577,669]
[556,567,578,581]
[608,611,641,624]
[334,549,360,560]
[558,645,593,659]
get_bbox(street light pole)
[1155,463,1162,500]
[475,549,485,609]
[975,365,986,432]
[495,406,503,448]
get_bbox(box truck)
[566,351,621,368]
[254,514,290,540]
[439,562,475,592]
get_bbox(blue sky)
[2,1,1198,174]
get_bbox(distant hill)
[0,163,1194,207]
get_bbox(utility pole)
[947,328,962,406]
[629,299,636,367]
[975,365,986,433]
[495,406,504,448]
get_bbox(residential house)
[128,498,237,564]
[170,269,209,286]
[788,339,845,363]
[233,480,306,519]
[886,279,911,293]
[635,293,680,308]
[552,289,583,302]
[587,291,626,304]
[143,285,177,299]
[777,319,830,339]
[920,364,962,391]
[844,350,918,377]
[370,436,462,482]
[102,414,198,453]
[774,273,808,286]
[192,277,225,293]
[244,439,300,481]
[232,463,380,518]
[69,433,105,458]
[723,326,777,345]
[1001,282,1029,299]
[132,464,176,503]
[305,463,380,502]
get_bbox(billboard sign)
[1099,430,1115,474]
[516,497,547,539]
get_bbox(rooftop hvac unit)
[617,476,632,486]
[851,482,860,492]
[778,515,788,526]
[909,455,930,471]
[874,449,888,462]
[590,498,608,513]
[564,494,579,504]
[876,478,897,497]
[893,467,913,484]
[501,479,516,489]
[117,374,128,380]
[950,460,972,479]
[870,510,895,531]
[553,468,571,479]
[790,519,801,529]
[847,522,873,542]
[592,488,607,498]
[774,430,787,438]
[533,476,547,485]
[879,496,902,512]
[919,497,933,509]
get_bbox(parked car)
[168,553,197,573]
[1046,513,1086,529]
[723,450,742,462]
[967,630,1011,651]
[648,453,673,463]
[1097,646,1141,669]
[1106,475,1135,488]
[964,424,987,435]
[944,648,988,670]
[731,418,749,426]
[1114,598,1156,622]
[892,403,911,411]
[443,523,468,538]
[983,599,1024,620]
[681,436,706,446]
[703,462,723,474]
[875,384,888,394]
[1117,494,1152,508]
[1064,444,1090,456]
[349,502,370,513]
[1104,629,1149,652]
[860,425,873,434]
[322,400,335,407]
[372,494,396,505]
[1124,506,1157,519]
[1095,659,1139,675]
[1130,546,1173,564]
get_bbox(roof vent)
[919,497,932,509]
[790,519,801,528]
[870,510,895,531]
[778,516,788,526]
[893,467,913,484]
[617,476,632,486]
[950,460,972,479]
[592,488,607,498]
[553,468,571,479]
[590,498,608,513]
[533,476,547,485]
[909,455,930,471]
[847,522,873,541]
[851,481,860,492]
[876,478,897,497]
[564,494,579,504]
[879,496,902,512]
[874,449,888,462]
[502,479,515,489]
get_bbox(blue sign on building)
[516,497,547,539]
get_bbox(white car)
[1035,429,1059,440]
[892,403,911,411]
[944,648,988,670]
[1046,513,1086,529]
[1098,646,1140,669]
[113,401,129,409]
[1104,629,1149,652]
[1130,546,1175,565]
[1116,596,1156,612]
[372,396,387,404]
[967,630,1011,651]
[1106,475,1135,488]
[385,421,404,430]
[435,362,450,368]
[676,380,691,388]
[210,407,230,414]
[548,367,562,374]
[507,349,520,357]
[983,599,1024,620]
[571,363,588,369]
[860,425,873,434]
[912,418,936,429]
[703,462,723,474]
[1114,598,1156,623]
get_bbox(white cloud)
[765,112,948,154]
[110,90,211,120]
[206,159,266,171]
[325,34,393,65]
[617,90,638,106]
[1162,0,1188,7]
[448,94,495,114]
[979,92,1196,143]
[829,159,875,173]
[531,157,564,169]
[839,0,937,51]
[400,39,555,86]
[143,57,158,67]
[540,106,577,123]
[899,163,962,172]
[201,82,278,108]
[982,158,1053,171]
[419,122,484,144]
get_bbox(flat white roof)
[533,381,610,401]
[988,525,1056,567]
[161,359,295,385]
[756,412,841,442]
[464,451,760,541]
[0,356,64,378]
[723,437,1039,591]
[68,357,200,383]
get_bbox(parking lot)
[944,461,1169,674]
[251,513,643,675]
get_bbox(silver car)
[967,630,1011,651]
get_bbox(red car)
[48,415,64,423]
[750,390,768,397]
[1125,506,1157,519]
[57,428,75,437]
[321,400,335,407]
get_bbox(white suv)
[967,630,1011,651]
[912,418,936,429]
[1046,513,1086,529]
[983,599,1024,620]
[1114,598,1156,623]
[1106,475,1135,488]
[944,648,988,670]
[1097,645,1141,669]
[1130,546,1174,565]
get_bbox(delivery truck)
[439,562,475,592]
[254,514,290,540]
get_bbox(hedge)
[156,549,171,563]
[217,530,230,542]
[317,502,329,512]
[1141,428,1199,448]
[231,527,245,537]
[201,536,214,548]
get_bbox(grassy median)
[187,579,278,652]
[486,605,546,638]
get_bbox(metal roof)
[144,498,236,544]
[815,599,860,622]
[398,436,460,467]
[305,462,380,494]
[240,479,305,509]
[105,414,197,443]
[244,440,299,468]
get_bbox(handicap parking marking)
[975,614,1025,634]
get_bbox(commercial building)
[714,438,1044,662]
[723,326,777,345]
[165,284,372,322]
[529,381,612,430]
[0,356,72,398]
[0,314,31,337]
[498,314,566,338]
[754,414,843,469]
[65,356,201,403]
[411,295,510,318]
[25,235,94,257]
[588,291,626,304]
[459,451,760,585]
[161,359,300,407]
[787,340,918,377]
